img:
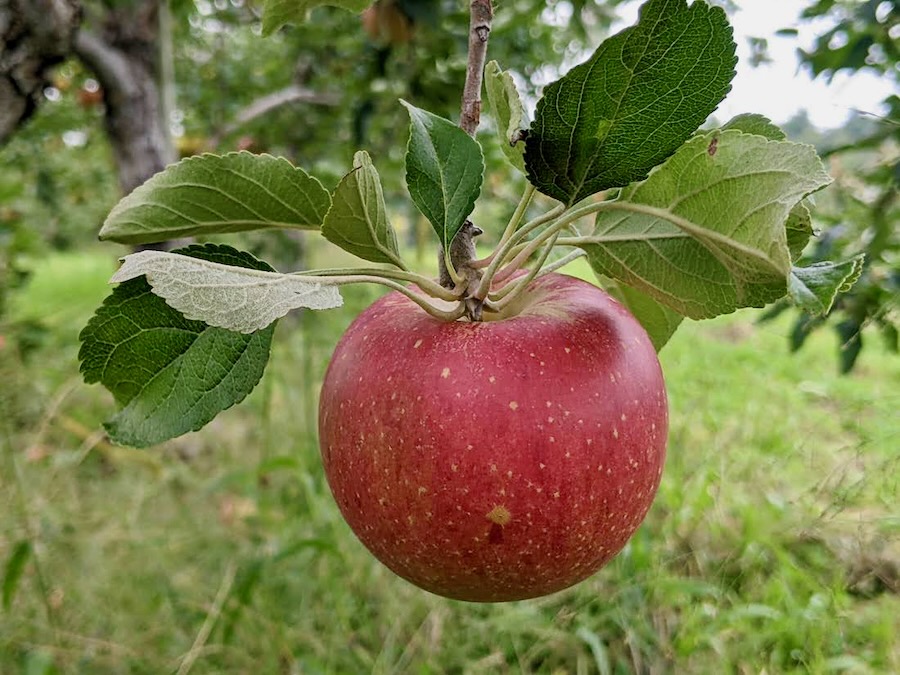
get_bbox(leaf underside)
[111,250,343,334]
[401,101,484,249]
[100,152,331,245]
[484,61,527,174]
[79,244,276,448]
[579,130,832,320]
[525,0,737,205]
[719,114,814,261]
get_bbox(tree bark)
[0,0,81,144]
[459,0,492,137]
[74,0,175,196]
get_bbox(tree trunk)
[0,0,81,144]
[74,0,175,197]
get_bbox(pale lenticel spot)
[509,401,519,410]
[486,505,511,525]
[441,367,450,378]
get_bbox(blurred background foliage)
[757,0,899,372]
[0,0,895,370]
[0,0,898,672]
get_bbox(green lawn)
[1,250,897,674]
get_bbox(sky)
[610,0,896,129]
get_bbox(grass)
[1,249,897,674]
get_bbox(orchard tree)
[0,0,179,198]
[78,0,864,601]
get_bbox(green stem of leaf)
[293,267,459,302]
[471,184,536,270]
[498,184,536,248]
[553,199,721,247]
[537,249,587,276]
[474,204,564,300]
[489,231,561,305]
[492,224,556,286]
[442,247,465,287]
[311,274,466,322]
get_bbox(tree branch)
[72,29,138,100]
[459,0,493,137]
[210,84,340,147]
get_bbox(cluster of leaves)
[760,117,898,372]
[79,0,863,447]
[795,0,898,83]
[756,0,898,371]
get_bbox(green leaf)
[788,255,865,316]
[484,61,526,174]
[79,244,276,447]
[401,101,484,249]
[721,113,786,140]
[718,117,813,262]
[525,0,736,205]
[836,319,863,374]
[321,151,404,267]
[261,0,372,35]
[604,280,684,351]
[717,117,815,263]
[785,203,814,261]
[878,320,898,353]
[3,540,31,610]
[100,152,331,245]
[790,313,825,352]
[578,130,831,319]
[110,250,343,334]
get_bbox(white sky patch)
[610,0,895,129]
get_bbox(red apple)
[318,273,668,602]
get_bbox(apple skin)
[318,273,668,602]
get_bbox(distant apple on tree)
[78,0,860,601]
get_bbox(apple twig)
[460,0,494,136]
